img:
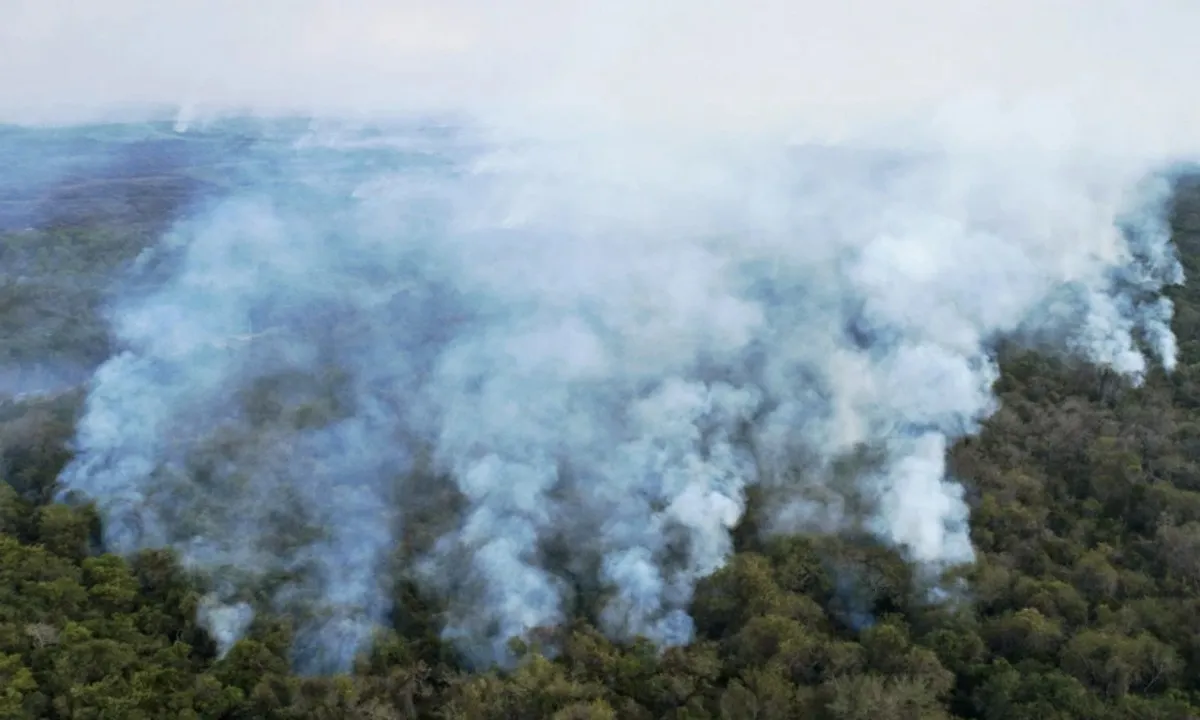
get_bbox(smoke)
[4,0,1197,671]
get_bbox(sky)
[2,0,1200,158]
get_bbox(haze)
[2,0,1199,156]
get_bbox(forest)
[3,131,1200,719]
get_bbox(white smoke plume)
[3,0,1197,670]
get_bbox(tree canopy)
[3,162,1200,718]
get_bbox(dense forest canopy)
[2,121,1200,719]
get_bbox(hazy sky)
[3,0,1200,155]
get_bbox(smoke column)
[4,0,1199,671]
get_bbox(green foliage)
[4,167,1200,718]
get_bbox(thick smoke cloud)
[54,125,1185,670]
[4,0,1198,671]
